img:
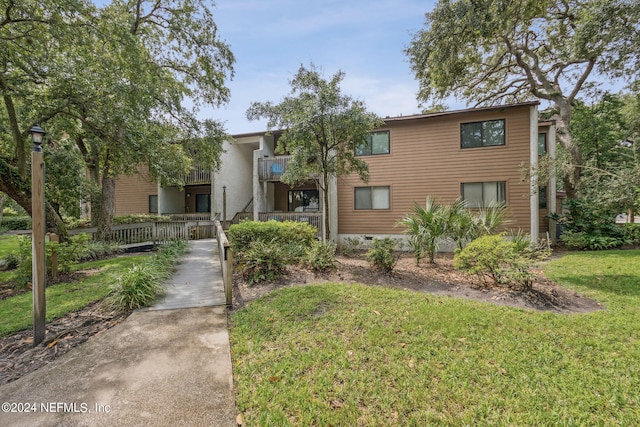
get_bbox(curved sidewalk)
[0,239,236,427]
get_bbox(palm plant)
[445,198,475,250]
[472,201,509,239]
[398,197,448,264]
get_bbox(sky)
[208,0,445,135]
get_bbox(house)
[114,101,557,245]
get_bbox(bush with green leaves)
[1,216,31,231]
[551,198,625,250]
[227,220,317,257]
[306,240,337,271]
[560,230,623,251]
[623,223,640,245]
[108,240,187,311]
[242,240,290,284]
[337,236,361,256]
[453,234,535,290]
[366,237,400,273]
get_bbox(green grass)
[0,255,149,337]
[0,234,19,258]
[230,250,640,425]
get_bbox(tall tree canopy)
[247,64,383,240]
[406,0,640,197]
[0,0,234,239]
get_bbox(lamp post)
[222,185,227,230]
[30,124,46,346]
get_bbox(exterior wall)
[213,138,256,222]
[114,165,158,215]
[337,104,537,236]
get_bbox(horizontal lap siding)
[115,166,158,215]
[338,106,533,235]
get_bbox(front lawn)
[230,250,640,425]
[0,255,149,337]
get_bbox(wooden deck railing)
[258,155,291,181]
[185,164,211,185]
[68,220,217,244]
[169,213,219,221]
[215,220,233,306]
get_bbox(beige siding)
[114,166,158,215]
[338,106,535,235]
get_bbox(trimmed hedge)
[227,220,317,254]
[0,216,31,231]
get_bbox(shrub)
[228,220,317,261]
[1,216,31,231]
[306,241,337,271]
[454,234,535,290]
[109,264,165,310]
[0,253,19,271]
[242,240,289,284]
[337,236,361,256]
[623,223,640,245]
[560,230,623,250]
[366,237,400,273]
[108,240,187,311]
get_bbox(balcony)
[258,156,290,181]
[185,164,211,185]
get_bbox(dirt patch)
[0,303,129,386]
[232,252,603,314]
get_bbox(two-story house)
[114,101,557,245]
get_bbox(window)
[355,131,390,156]
[461,182,506,208]
[538,133,547,156]
[354,186,390,210]
[288,190,319,212]
[149,195,158,213]
[539,186,547,209]
[461,119,505,148]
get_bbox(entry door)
[196,194,210,213]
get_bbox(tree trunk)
[0,193,6,228]
[320,171,330,241]
[96,174,116,242]
[553,100,581,199]
[0,77,26,178]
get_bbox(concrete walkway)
[0,239,236,427]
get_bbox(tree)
[1,0,234,240]
[246,64,383,240]
[406,0,640,197]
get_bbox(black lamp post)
[29,124,46,346]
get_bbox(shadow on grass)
[547,250,640,297]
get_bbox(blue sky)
[210,0,444,134]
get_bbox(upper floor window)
[461,119,505,148]
[461,181,506,208]
[355,186,390,210]
[538,133,547,156]
[355,131,390,156]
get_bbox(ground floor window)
[355,186,390,210]
[461,181,506,208]
[149,195,158,213]
[539,186,547,209]
[289,189,319,212]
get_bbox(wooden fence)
[68,220,216,244]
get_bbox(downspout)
[530,106,539,242]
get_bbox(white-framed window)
[461,119,505,148]
[354,186,390,210]
[355,131,390,156]
[538,133,547,156]
[149,195,158,213]
[461,181,506,208]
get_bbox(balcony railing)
[258,156,290,181]
[185,164,211,185]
